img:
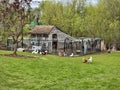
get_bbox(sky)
[31,0,68,8]
[32,0,98,3]
[31,0,98,8]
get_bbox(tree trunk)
[13,42,18,56]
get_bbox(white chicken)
[87,56,92,63]
[32,49,39,54]
[70,53,74,57]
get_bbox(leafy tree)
[32,0,120,49]
[82,0,120,49]
[95,0,120,48]
[37,0,86,37]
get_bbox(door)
[52,34,58,52]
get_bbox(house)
[29,25,75,54]
[29,25,106,55]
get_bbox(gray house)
[29,25,75,54]
[29,25,106,55]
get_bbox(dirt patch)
[0,54,39,58]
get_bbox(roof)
[29,25,55,34]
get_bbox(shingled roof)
[29,25,55,34]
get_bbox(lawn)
[0,50,120,90]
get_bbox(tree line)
[0,0,120,55]
[35,0,120,49]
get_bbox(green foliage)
[0,50,120,89]
[0,0,120,50]
[33,0,120,45]
[96,0,120,45]
[36,0,86,37]
[23,24,31,35]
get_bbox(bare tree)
[0,0,32,55]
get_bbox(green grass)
[0,50,120,90]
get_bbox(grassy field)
[0,50,120,90]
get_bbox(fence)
[6,37,105,55]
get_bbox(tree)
[82,0,120,49]
[37,0,86,37]
[0,0,9,41]
[0,0,32,55]
[33,0,120,49]
[95,0,120,49]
